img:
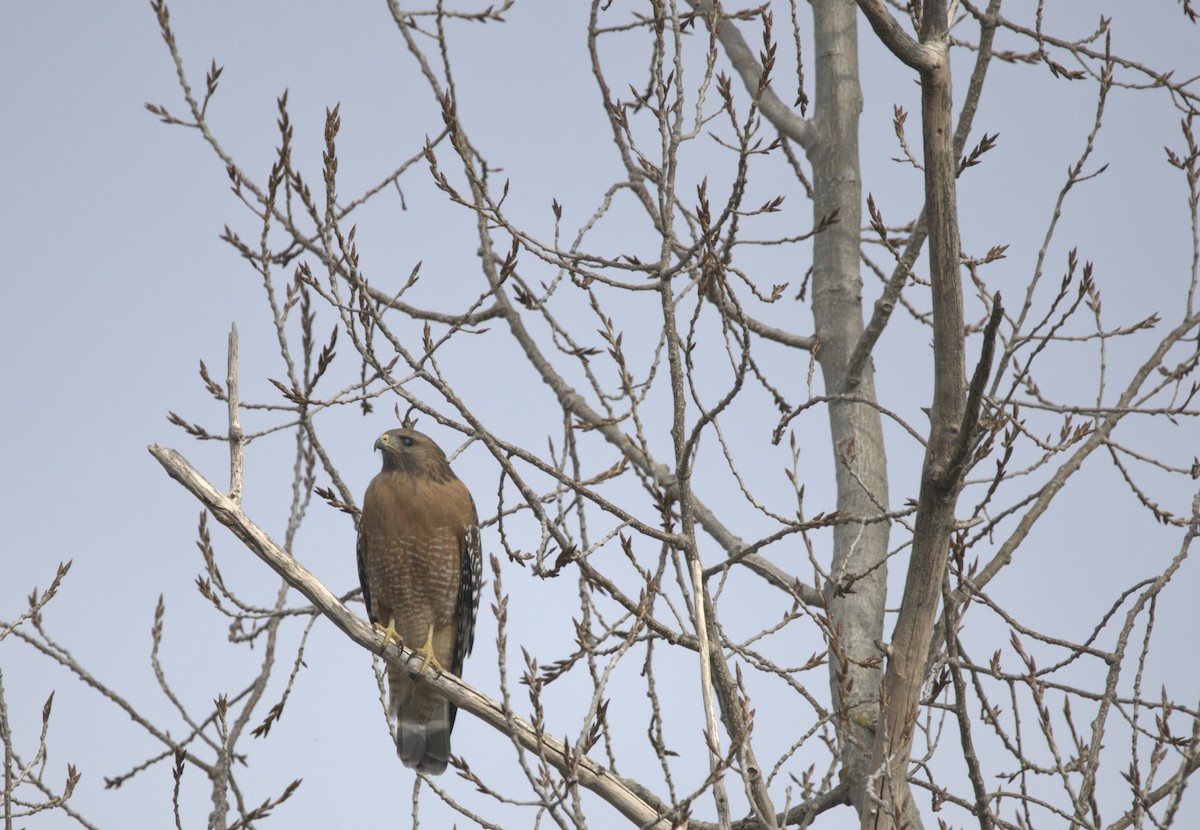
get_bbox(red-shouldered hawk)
[357,428,481,775]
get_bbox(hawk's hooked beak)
[374,434,389,452]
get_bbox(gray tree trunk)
[808,0,892,815]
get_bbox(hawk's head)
[374,428,454,480]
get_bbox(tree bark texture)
[858,2,964,827]
[808,0,892,814]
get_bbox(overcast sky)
[3,2,1199,829]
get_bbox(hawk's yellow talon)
[414,626,444,675]
[375,617,403,651]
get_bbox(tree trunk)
[855,2,964,827]
[808,0,892,815]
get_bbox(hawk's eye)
[401,436,415,447]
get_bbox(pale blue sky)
[3,2,1199,828]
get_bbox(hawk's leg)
[374,616,404,652]
[413,626,444,675]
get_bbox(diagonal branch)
[684,0,813,148]
[945,293,1003,484]
[854,0,940,71]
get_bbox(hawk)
[357,428,482,775]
